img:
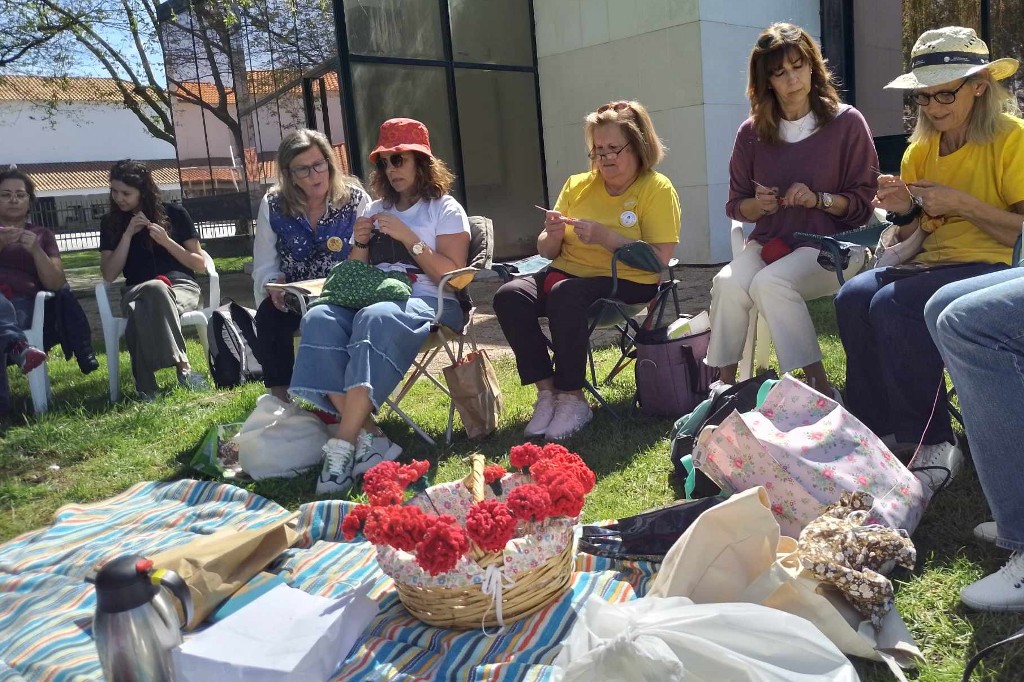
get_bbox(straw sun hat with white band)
[885,26,1018,90]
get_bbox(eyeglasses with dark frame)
[597,100,632,114]
[0,191,29,202]
[376,153,408,171]
[289,159,329,179]
[588,142,631,161]
[911,78,971,106]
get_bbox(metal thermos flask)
[88,554,193,682]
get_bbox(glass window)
[449,0,533,66]
[455,69,545,257]
[350,63,455,191]
[344,0,444,60]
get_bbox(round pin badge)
[619,210,638,228]
[327,236,344,252]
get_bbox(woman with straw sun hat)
[835,26,1024,492]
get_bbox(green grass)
[60,250,251,278]
[2,301,1023,680]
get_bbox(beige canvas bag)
[648,487,922,680]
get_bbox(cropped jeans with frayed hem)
[925,267,1024,552]
[289,296,462,414]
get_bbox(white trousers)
[707,242,862,373]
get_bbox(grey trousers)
[120,274,201,393]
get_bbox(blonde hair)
[747,23,841,145]
[271,129,362,216]
[909,71,1022,145]
[584,100,665,173]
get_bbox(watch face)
[411,241,425,255]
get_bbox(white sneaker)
[974,521,999,544]
[524,389,556,438]
[352,430,402,477]
[961,552,1024,612]
[544,394,593,441]
[909,439,964,492]
[316,438,355,496]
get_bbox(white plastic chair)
[95,251,219,402]
[19,290,55,413]
[730,221,772,381]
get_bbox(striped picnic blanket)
[0,481,656,681]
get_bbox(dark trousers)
[253,297,302,388]
[835,262,1006,446]
[13,285,94,362]
[493,269,657,392]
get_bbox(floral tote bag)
[692,374,930,537]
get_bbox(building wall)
[853,0,905,137]
[535,0,819,264]
[0,102,174,164]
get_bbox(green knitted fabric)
[310,259,413,310]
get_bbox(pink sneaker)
[544,394,593,441]
[524,390,556,437]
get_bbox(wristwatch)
[410,240,427,257]
[819,192,834,210]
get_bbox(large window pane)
[351,63,455,191]
[449,0,533,66]
[344,0,443,60]
[455,69,544,258]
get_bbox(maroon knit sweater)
[725,104,879,245]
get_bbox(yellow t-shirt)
[550,170,681,284]
[902,113,1024,265]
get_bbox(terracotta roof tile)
[0,75,126,103]
[14,160,181,193]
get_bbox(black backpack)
[207,300,263,388]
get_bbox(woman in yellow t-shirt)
[493,100,680,441]
[836,27,1024,492]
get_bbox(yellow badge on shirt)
[327,236,344,252]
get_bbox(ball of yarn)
[760,237,793,265]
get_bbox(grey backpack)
[633,327,717,419]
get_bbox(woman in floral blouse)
[251,129,369,402]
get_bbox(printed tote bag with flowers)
[692,374,929,537]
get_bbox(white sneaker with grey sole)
[908,438,963,493]
[316,438,355,496]
[961,551,1024,612]
[352,430,402,477]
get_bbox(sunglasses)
[597,100,632,114]
[376,153,407,170]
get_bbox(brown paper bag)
[442,350,504,439]
[150,512,299,629]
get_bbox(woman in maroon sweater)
[707,22,878,395]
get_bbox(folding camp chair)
[491,240,682,420]
[379,216,494,446]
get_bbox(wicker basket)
[385,453,576,629]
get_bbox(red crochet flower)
[363,460,431,506]
[341,504,372,541]
[530,450,595,493]
[483,464,506,484]
[506,483,552,522]
[415,515,470,576]
[360,506,394,545]
[364,505,432,552]
[543,471,586,518]
[509,443,544,469]
[465,500,518,552]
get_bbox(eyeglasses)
[588,142,631,161]
[597,100,632,114]
[911,78,970,106]
[288,159,329,179]
[376,153,407,170]
[0,191,29,202]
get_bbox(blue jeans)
[835,262,1006,446]
[289,296,463,413]
[925,268,1024,551]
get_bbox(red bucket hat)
[368,118,433,163]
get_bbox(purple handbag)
[634,327,717,419]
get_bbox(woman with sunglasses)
[99,159,209,399]
[251,129,368,403]
[0,166,98,381]
[493,100,680,441]
[709,22,878,400]
[835,26,1024,492]
[290,118,469,495]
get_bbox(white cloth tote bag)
[235,394,330,480]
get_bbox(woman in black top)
[99,160,209,399]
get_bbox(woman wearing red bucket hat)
[290,118,470,495]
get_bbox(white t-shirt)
[779,110,819,143]
[365,195,470,299]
